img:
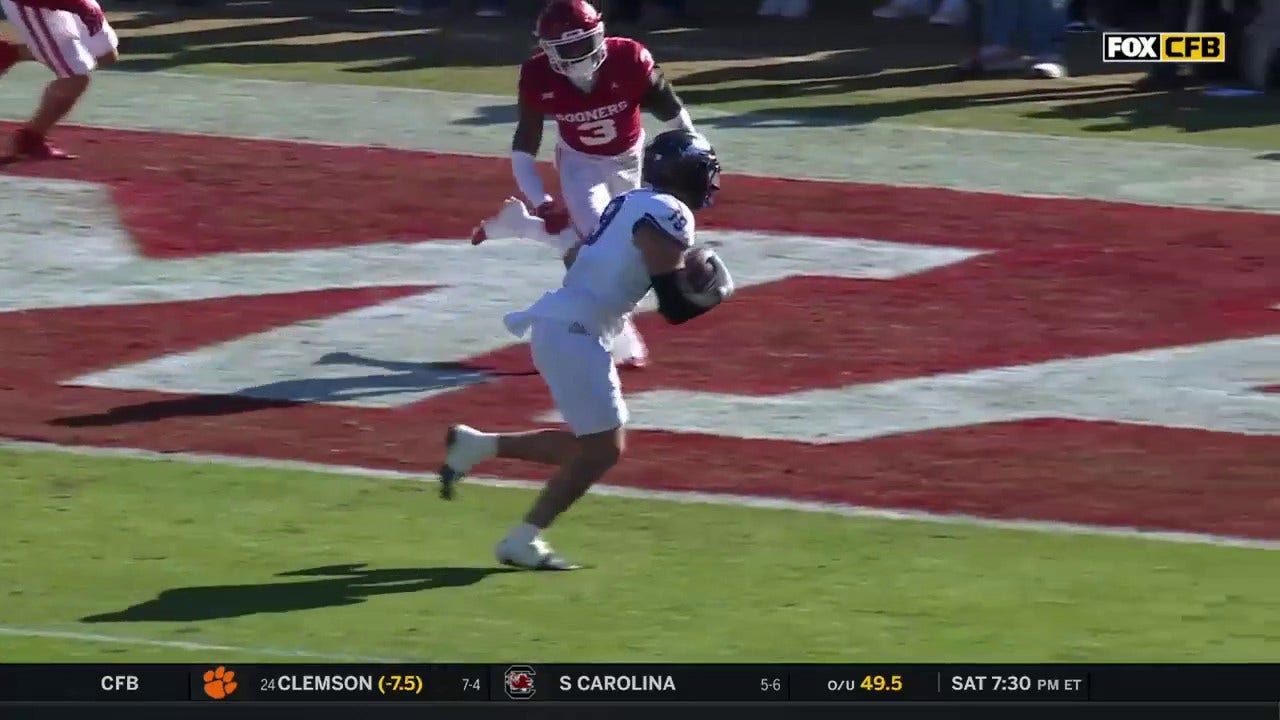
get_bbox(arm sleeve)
[512,62,551,206]
[640,63,694,131]
[516,62,542,112]
[511,151,551,208]
[651,271,711,325]
[665,108,695,133]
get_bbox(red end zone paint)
[1,125,1278,539]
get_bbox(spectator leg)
[1023,0,1069,58]
[966,0,1027,72]
[981,0,1017,47]
[1149,0,1192,80]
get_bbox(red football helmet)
[536,0,607,85]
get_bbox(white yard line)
[1,65,1270,214]
[3,440,1277,551]
[8,107,1269,218]
[0,626,409,662]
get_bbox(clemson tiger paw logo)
[203,666,238,699]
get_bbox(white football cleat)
[438,424,496,499]
[471,197,541,245]
[495,534,581,571]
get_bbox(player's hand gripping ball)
[677,247,719,296]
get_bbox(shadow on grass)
[50,354,534,427]
[82,563,516,622]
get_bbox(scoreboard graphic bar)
[1,664,1278,703]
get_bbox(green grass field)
[3,449,1279,662]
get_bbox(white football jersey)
[506,188,696,340]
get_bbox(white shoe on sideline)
[1030,57,1068,79]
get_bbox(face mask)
[564,61,597,89]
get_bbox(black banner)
[0,664,1277,702]
[4,703,1277,720]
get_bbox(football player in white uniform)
[439,130,733,570]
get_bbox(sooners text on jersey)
[519,37,657,157]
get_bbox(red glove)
[78,3,104,36]
[534,200,571,236]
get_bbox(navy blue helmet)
[642,130,721,210]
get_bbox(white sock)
[506,522,541,545]
[455,426,499,463]
[473,431,498,460]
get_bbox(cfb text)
[100,674,140,691]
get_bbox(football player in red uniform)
[0,0,118,161]
[471,0,701,369]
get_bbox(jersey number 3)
[577,118,617,146]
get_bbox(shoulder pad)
[519,54,550,80]
[635,43,656,73]
[636,192,695,247]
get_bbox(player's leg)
[439,318,625,568]
[605,145,645,198]
[89,16,120,69]
[461,423,624,569]
[556,144,615,242]
[441,316,624,475]
[441,425,577,475]
[557,147,650,367]
[519,425,623,530]
[1,0,39,76]
[4,3,117,160]
[0,33,34,76]
[498,319,625,568]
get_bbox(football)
[678,247,717,293]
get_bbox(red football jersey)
[11,0,97,11]
[519,36,656,157]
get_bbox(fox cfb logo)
[1103,32,1226,63]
